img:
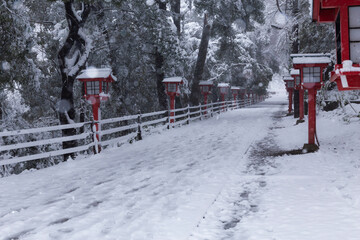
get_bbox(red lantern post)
[283,76,295,115]
[290,68,304,122]
[218,83,230,110]
[291,54,331,151]
[77,68,117,153]
[231,86,240,107]
[199,81,213,115]
[163,77,183,124]
[312,1,360,90]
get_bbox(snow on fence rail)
[0,98,257,167]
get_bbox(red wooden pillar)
[288,89,293,114]
[170,95,175,123]
[299,89,304,120]
[91,99,101,153]
[308,88,317,145]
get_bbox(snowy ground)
[1,93,360,240]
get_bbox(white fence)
[0,98,259,167]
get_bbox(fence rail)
[0,97,261,167]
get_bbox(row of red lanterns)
[281,1,360,152]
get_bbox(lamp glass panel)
[349,6,360,28]
[167,83,177,93]
[288,81,294,88]
[295,76,300,85]
[220,87,228,94]
[303,67,321,83]
[202,86,209,93]
[350,43,360,63]
[101,81,108,93]
[349,6,360,64]
[86,81,99,95]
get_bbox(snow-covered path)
[0,98,282,240]
[2,94,360,240]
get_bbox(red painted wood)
[288,89,293,114]
[170,95,175,123]
[308,88,317,145]
[299,89,305,120]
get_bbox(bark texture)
[190,14,211,106]
[58,1,91,160]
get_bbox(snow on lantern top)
[291,53,331,65]
[163,77,184,96]
[290,68,300,76]
[199,81,213,94]
[218,83,230,95]
[77,68,117,82]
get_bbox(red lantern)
[199,81,213,115]
[218,83,230,110]
[230,86,240,101]
[283,76,294,114]
[77,68,116,152]
[163,77,184,123]
[291,54,331,150]
[312,1,360,90]
[290,68,305,121]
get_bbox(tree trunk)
[170,0,181,36]
[155,1,168,110]
[292,0,300,118]
[58,1,91,161]
[190,14,211,106]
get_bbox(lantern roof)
[218,82,230,88]
[290,68,300,76]
[283,76,294,81]
[199,80,213,86]
[162,76,184,84]
[77,68,117,81]
[291,53,331,65]
[231,86,240,90]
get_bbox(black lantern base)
[296,119,305,125]
[302,144,319,153]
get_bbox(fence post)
[167,110,171,129]
[137,111,142,141]
[92,122,99,154]
[187,104,190,124]
[199,103,202,120]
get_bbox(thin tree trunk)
[292,0,299,118]
[155,0,168,110]
[170,0,181,36]
[190,14,211,106]
[58,1,91,161]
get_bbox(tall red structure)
[77,68,117,153]
[312,0,360,90]
[290,68,304,122]
[218,83,230,110]
[291,54,331,151]
[163,77,183,123]
[230,86,240,105]
[283,76,295,115]
[199,81,213,114]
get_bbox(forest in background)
[0,0,340,129]
[1,0,359,174]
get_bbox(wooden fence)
[0,98,258,167]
